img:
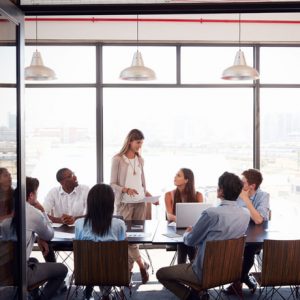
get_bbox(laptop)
[176,202,212,228]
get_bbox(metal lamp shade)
[120,50,156,81]
[222,50,259,80]
[25,50,56,81]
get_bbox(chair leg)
[65,273,74,300]
[170,251,178,266]
[144,249,154,274]
[113,286,128,300]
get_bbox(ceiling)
[17,0,300,15]
[19,0,300,4]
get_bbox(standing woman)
[110,129,151,284]
[165,168,203,264]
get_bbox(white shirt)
[121,156,145,203]
[43,184,89,218]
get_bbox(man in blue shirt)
[156,172,250,300]
[225,168,270,296]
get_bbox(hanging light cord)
[136,14,139,51]
[238,13,241,50]
[35,16,38,50]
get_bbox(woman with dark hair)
[75,183,126,300]
[165,168,203,264]
[0,167,14,219]
[110,129,155,284]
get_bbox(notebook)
[176,202,212,228]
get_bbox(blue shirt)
[183,200,250,281]
[75,217,126,242]
[236,188,270,221]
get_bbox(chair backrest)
[0,241,16,286]
[201,236,246,289]
[73,240,130,286]
[261,239,300,286]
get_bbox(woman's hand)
[124,188,138,196]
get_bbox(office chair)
[66,240,131,300]
[181,236,246,299]
[252,239,300,300]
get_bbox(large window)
[20,43,300,218]
[103,46,176,84]
[103,87,253,216]
[0,89,17,178]
[261,89,300,218]
[181,46,254,84]
[25,88,96,200]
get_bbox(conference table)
[51,219,159,251]
[50,218,300,251]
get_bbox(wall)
[23,13,300,44]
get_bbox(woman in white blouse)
[110,129,152,284]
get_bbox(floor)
[50,248,297,300]
[1,247,296,299]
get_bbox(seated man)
[225,168,270,295]
[26,176,56,263]
[44,168,89,225]
[156,171,250,300]
[1,175,68,300]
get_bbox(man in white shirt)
[44,168,89,225]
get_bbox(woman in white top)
[110,129,152,284]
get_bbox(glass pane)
[103,46,176,84]
[25,88,96,201]
[260,47,300,84]
[0,18,17,296]
[25,46,96,83]
[103,88,253,218]
[181,46,254,84]
[0,89,17,176]
[0,47,16,84]
[261,89,300,220]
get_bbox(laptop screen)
[176,202,212,228]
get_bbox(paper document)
[54,231,75,239]
[131,225,143,230]
[127,232,151,238]
[168,222,176,227]
[143,195,160,203]
[163,232,182,238]
[51,223,63,228]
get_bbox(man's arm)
[239,190,269,224]
[31,208,54,241]
[183,211,213,246]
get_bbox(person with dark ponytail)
[165,168,203,264]
[75,183,126,300]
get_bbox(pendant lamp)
[25,17,56,81]
[120,16,156,81]
[222,14,259,81]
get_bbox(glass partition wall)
[24,43,300,219]
[0,2,25,299]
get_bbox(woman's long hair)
[117,129,144,156]
[84,183,115,236]
[173,168,197,214]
